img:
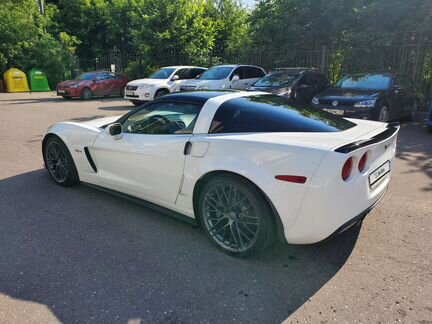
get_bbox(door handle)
[184,141,192,155]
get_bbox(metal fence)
[83,40,432,104]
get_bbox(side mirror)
[231,75,240,82]
[171,75,179,81]
[393,86,404,94]
[106,123,123,140]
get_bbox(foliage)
[0,0,79,86]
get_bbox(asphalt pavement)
[0,92,431,324]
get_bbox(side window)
[122,102,201,135]
[244,67,265,79]
[230,67,243,80]
[96,73,109,81]
[190,68,206,79]
[298,74,312,87]
[175,69,190,80]
[106,73,116,80]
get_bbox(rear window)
[335,74,391,90]
[209,95,356,134]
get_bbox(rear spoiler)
[334,122,400,154]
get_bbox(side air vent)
[84,147,97,172]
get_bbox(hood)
[58,80,89,87]
[316,87,384,101]
[181,79,226,89]
[248,85,290,94]
[127,78,167,87]
[80,115,122,128]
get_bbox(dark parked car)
[312,73,419,122]
[57,71,128,100]
[248,68,330,104]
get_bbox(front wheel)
[81,88,92,100]
[43,136,80,186]
[376,105,390,122]
[155,89,169,99]
[198,174,275,257]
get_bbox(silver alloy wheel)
[82,88,92,100]
[45,141,68,183]
[378,106,389,122]
[201,183,259,252]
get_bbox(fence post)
[320,46,327,73]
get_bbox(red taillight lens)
[341,157,353,181]
[275,175,307,184]
[358,152,368,172]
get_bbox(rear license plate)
[323,108,344,116]
[369,161,390,187]
[57,89,66,94]
[125,91,134,96]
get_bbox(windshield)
[253,73,298,87]
[148,68,176,79]
[199,67,233,80]
[335,74,391,90]
[75,73,97,81]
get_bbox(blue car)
[427,103,432,133]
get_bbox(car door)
[104,72,119,95]
[296,74,315,103]
[390,76,408,118]
[92,73,110,96]
[91,101,202,203]
[170,68,191,92]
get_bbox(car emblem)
[332,100,339,107]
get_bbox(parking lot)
[0,92,431,324]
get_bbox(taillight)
[341,157,353,181]
[358,152,368,172]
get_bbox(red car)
[56,71,128,100]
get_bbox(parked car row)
[56,64,420,123]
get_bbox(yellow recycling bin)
[3,68,30,92]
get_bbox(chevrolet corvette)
[42,91,399,257]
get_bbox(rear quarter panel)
[177,136,329,230]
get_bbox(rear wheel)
[43,136,79,186]
[81,88,92,100]
[198,174,275,257]
[120,86,125,97]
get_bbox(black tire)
[130,100,144,106]
[155,89,169,99]
[62,96,72,100]
[197,174,275,257]
[81,87,92,100]
[120,86,125,97]
[43,136,80,187]
[407,101,418,121]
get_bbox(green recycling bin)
[28,68,50,92]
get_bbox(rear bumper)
[315,187,387,244]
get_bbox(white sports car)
[42,91,399,257]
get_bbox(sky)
[241,0,255,9]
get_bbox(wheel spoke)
[211,223,230,237]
